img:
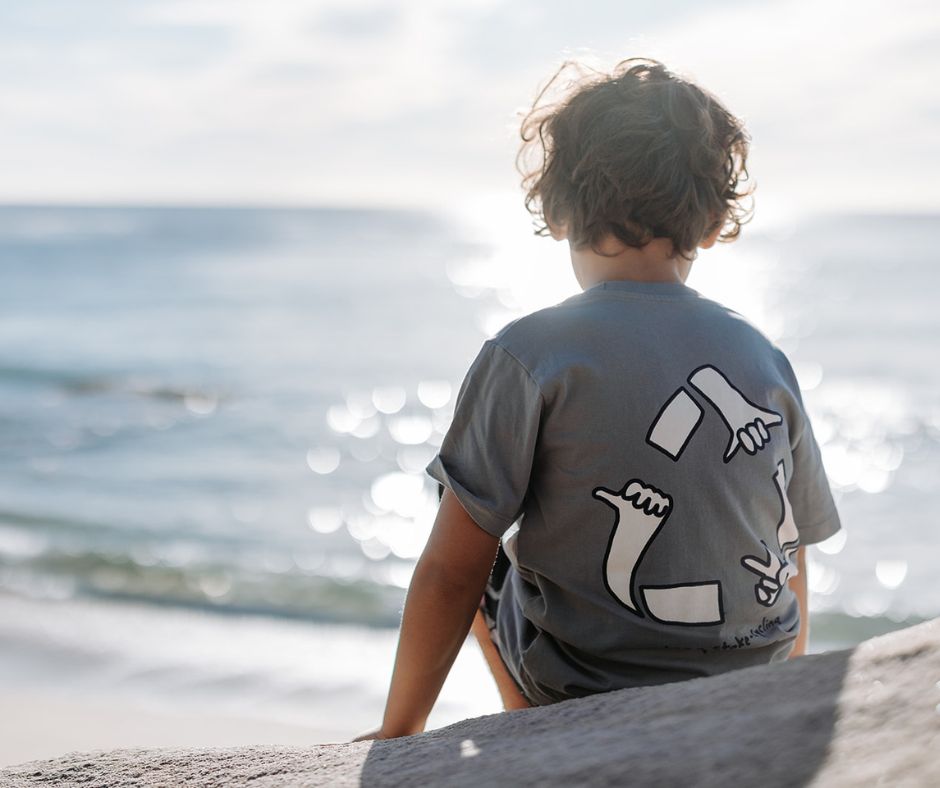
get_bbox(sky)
[1,0,938,219]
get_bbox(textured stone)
[2,618,938,787]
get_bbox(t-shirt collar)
[585,279,699,297]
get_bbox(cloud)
[0,0,936,215]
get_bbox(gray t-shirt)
[425,279,842,705]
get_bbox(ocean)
[0,205,937,738]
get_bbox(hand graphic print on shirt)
[592,480,671,615]
[597,366,791,625]
[688,365,783,462]
[646,366,783,463]
[593,480,724,625]
[740,460,801,607]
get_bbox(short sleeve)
[776,352,842,545]
[425,340,544,538]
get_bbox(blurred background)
[1,0,938,766]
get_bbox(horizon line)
[0,201,936,224]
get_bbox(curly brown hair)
[517,57,755,261]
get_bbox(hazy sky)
[1,0,938,218]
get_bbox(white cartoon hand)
[593,481,672,518]
[592,480,672,613]
[732,418,776,457]
[688,366,783,462]
[741,542,793,607]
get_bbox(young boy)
[357,57,841,739]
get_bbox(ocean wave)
[0,364,226,412]
[0,529,406,628]
[0,363,103,389]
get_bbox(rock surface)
[3,618,939,787]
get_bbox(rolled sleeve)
[425,340,544,538]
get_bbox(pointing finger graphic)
[688,366,783,462]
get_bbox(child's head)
[518,57,755,263]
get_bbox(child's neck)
[570,236,693,290]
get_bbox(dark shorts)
[481,543,535,704]
[480,541,511,634]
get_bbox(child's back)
[428,276,841,705]
[360,57,842,739]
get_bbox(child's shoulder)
[489,298,577,347]
[485,295,589,370]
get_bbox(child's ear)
[699,214,726,249]
[547,218,568,241]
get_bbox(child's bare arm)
[787,546,809,657]
[370,486,500,739]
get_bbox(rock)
[2,618,938,787]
